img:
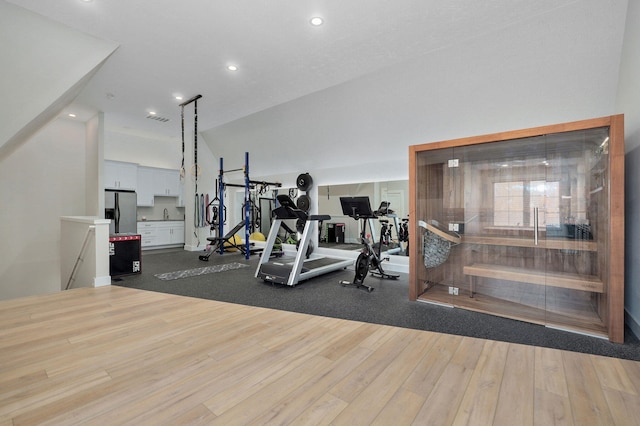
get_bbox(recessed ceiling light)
[310,17,324,26]
[175,95,183,101]
[227,65,238,71]
[68,113,76,118]
[81,0,93,3]
[149,111,156,115]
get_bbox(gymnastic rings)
[190,164,202,178]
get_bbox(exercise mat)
[154,262,249,281]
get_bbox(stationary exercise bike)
[339,196,399,292]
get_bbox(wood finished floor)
[1,286,639,425]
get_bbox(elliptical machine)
[339,196,399,292]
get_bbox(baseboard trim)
[625,309,640,340]
[94,276,111,287]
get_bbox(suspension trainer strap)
[194,98,198,194]
[180,105,185,179]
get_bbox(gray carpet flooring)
[113,248,640,361]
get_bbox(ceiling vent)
[146,114,170,123]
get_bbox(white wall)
[85,112,104,216]
[202,0,627,186]
[0,1,117,158]
[0,2,115,300]
[617,0,640,337]
[0,118,88,299]
[105,128,182,169]
[104,124,219,251]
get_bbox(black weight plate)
[296,194,311,212]
[296,173,313,191]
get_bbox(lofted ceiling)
[7,0,590,143]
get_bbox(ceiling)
[6,0,600,142]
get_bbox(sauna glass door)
[415,146,459,304]
[542,127,609,337]
[459,136,550,324]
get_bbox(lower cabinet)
[137,221,185,249]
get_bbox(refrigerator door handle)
[115,193,120,233]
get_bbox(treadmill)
[256,195,353,286]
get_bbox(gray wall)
[617,0,640,337]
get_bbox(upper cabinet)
[135,166,184,206]
[104,160,138,190]
[409,115,624,342]
[155,168,181,197]
[137,166,156,206]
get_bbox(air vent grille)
[146,115,170,123]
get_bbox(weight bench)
[463,263,604,297]
[199,221,246,261]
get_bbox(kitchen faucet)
[163,208,169,220]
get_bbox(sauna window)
[493,180,560,227]
[493,181,524,226]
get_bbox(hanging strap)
[193,98,199,194]
[180,105,185,179]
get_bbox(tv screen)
[339,196,375,218]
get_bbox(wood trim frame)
[409,115,625,342]
[608,114,625,342]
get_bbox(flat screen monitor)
[339,196,375,218]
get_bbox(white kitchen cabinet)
[136,166,184,207]
[105,160,137,190]
[136,166,156,206]
[169,221,185,244]
[137,221,185,249]
[154,168,181,197]
[154,225,172,246]
[137,222,157,247]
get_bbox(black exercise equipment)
[374,201,394,216]
[379,219,392,246]
[296,194,311,212]
[216,152,281,259]
[296,173,313,191]
[255,194,352,286]
[398,217,409,256]
[199,221,251,260]
[368,201,402,255]
[338,196,399,292]
[179,94,202,180]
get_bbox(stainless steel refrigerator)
[105,189,137,234]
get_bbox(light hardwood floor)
[1,286,639,425]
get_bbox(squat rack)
[218,152,281,258]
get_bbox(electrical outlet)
[453,287,459,296]
[448,159,459,168]
[448,286,454,295]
